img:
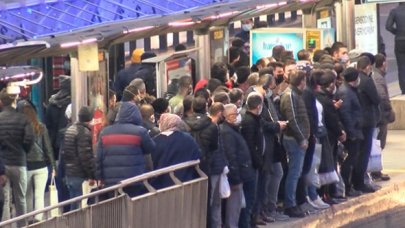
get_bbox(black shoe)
[323,197,339,205]
[260,212,275,223]
[346,188,362,197]
[371,172,391,181]
[251,214,267,226]
[284,206,306,218]
[357,184,377,193]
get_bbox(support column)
[195,28,210,80]
[70,54,88,122]
[335,1,344,42]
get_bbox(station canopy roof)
[0,0,334,63]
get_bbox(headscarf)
[159,113,187,132]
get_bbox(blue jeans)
[239,175,257,228]
[283,136,306,208]
[66,176,85,210]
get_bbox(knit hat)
[343,67,359,82]
[131,49,144,64]
[348,49,362,63]
[78,106,93,123]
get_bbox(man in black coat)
[241,92,265,227]
[221,104,256,228]
[0,88,34,223]
[356,56,381,193]
[386,2,405,94]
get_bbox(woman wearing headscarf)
[152,113,200,189]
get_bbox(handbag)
[219,166,231,199]
[367,138,383,172]
[49,176,59,217]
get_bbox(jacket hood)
[116,102,142,125]
[184,113,212,131]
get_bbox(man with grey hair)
[221,103,255,228]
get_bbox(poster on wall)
[317,17,332,28]
[306,30,322,50]
[251,29,304,64]
[354,4,378,54]
[322,28,336,48]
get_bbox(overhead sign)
[78,43,99,71]
[354,4,378,54]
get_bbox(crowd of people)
[0,19,397,228]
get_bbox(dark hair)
[281,51,294,63]
[140,104,154,120]
[194,88,210,100]
[311,69,326,88]
[269,61,284,69]
[213,92,230,104]
[324,47,333,55]
[375,53,386,69]
[229,88,243,104]
[229,47,241,63]
[232,38,244,48]
[258,67,273,76]
[360,52,375,65]
[122,84,138,102]
[272,45,285,61]
[174,44,187,52]
[289,70,306,87]
[207,78,223,93]
[331,42,347,55]
[183,95,194,115]
[334,62,344,75]
[179,75,192,89]
[297,49,310,61]
[151,98,169,114]
[192,97,207,114]
[211,62,228,83]
[313,50,327,62]
[235,66,251,84]
[357,56,371,70]
[246,94,262,110]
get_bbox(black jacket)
[62,122,95,179]
[134,64,156,96]
[0,106,34,166]
[386,4,405,41]
[220,122,255,185]
[241,111,264,170]
[357,72,381,128]
[184,113,219,175]
[260,97,281,170]
[27,123,56,171]
[114,63,142,100]
[315,89,344,141]
[337,83,364,140]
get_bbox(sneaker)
[284,206,306,218]
[251,214,267,226]
[371,172,390,181]
[312,197,330,209]
[268,210,290,221]
[260,211,275,223]
[346,188,362,197]
[299,202,318,215]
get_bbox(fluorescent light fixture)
[209,11,239,20]
[60,41,81,48]
[123,26,155,34]
[60,37,98,48]
[278,1,287,6]
[168,20,195,27]
[256,3,277,9]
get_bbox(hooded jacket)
[96,102,156,187]
[184,113,218,175]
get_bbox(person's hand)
[0,175,7,187]
[52,169,56,177]
[97,180,105,188]
[300,143,308,150]
[278,121,288,130]
[88,179,96,186]
[338,131,347,142]
[333,99,343,109]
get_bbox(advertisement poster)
[317,17,332,29]
[306,30,321,50]
[251,30,304,64]
[322,28,336,48]
[354,4,378,54]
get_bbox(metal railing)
[0,160,208,228]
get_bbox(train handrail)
[0,160,204,227]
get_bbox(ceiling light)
[123,26,155,34]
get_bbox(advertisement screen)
[251,31,304,64]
